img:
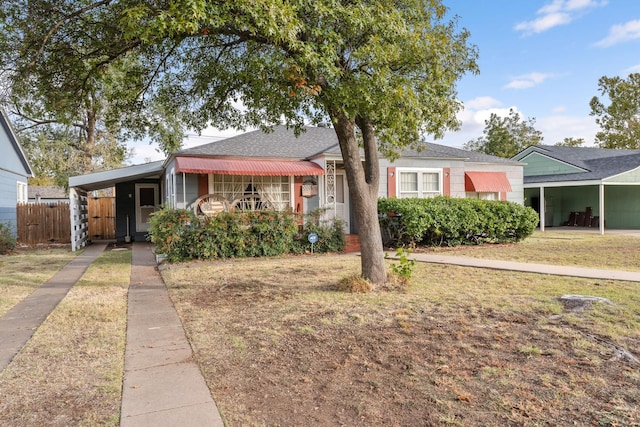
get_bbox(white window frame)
[17,181,28,203]
[396,168,443,198]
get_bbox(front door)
[135,184,158,233]
[334,171,350,233]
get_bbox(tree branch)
[29,0,114,68]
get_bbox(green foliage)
[590,73,640,150]
[386,248,416,282]
[148,207,344,262]
[291,209,346,254]
[464,109,543,158]
[0,223,16,254]
[378,197,539,247]
[555,137,585,147]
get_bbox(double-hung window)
[17,182,27,203]
[397,169,442,198]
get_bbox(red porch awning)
[465,171,512,193]
[175,157,325,176]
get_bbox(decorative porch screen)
[210,175,290,211]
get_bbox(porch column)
[182,172,187,209]
[539,186,545,232]
[599,183,605,235]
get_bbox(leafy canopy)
[590,73,640,150]
[464,108,543,158]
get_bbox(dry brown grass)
[0,248,76,316]
[0,249,130,427]
[424,230,640,271]
[162,237,640,427]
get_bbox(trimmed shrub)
[0,222,16,254]
[378,196,538,247]
[148,207,344,262]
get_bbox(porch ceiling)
[465,171,512,193]
[174,156,325,176]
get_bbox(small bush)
[291,209,346,254]
[386,247,416,283]
[379,196,538,247]
[0,222,16,254]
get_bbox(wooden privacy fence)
[88,196,116,240]
[17,202,71,245]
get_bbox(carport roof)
[68,161,164,191]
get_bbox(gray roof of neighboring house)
[517,145,640,183]
[175,125,518,164]
[28,186,68,199]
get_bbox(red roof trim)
[174,157,325,176]
[465,171,512,193]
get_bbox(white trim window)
[17,181,28,203]
[397,168,442,198]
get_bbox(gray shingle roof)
[28,186,67,199]
[519,145,640,183]
[176,125,516,164]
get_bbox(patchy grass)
[421,231,640,271]
[0,248,76,316]
[0,249,130,427]
[163,246,640,427]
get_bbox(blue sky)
[129,0,640,163]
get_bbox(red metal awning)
[174,157,325,176]
[465,171,512,193]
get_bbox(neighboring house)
[69,125,524,250]
[28,186,69,204]
[512,145,640,233]
[0,109,34,235]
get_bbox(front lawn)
[162,233,640,426]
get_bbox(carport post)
[539,186,545,232]
[599,183,605,235]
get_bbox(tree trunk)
[332,114,387,285]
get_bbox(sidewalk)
[120,242,224,427]
[0,243,107,371]
[402,252,640,282]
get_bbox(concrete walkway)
[0,243,107,371]
[403,252,640,282]
[120,243,224,427]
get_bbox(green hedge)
[378,196,538,247]
[148,207,345,262]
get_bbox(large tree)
[464,108,543,158]
[1,0,478,284]
[590,73,640,150]
[0,2,186,172]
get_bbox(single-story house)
[28,186,69,204]
[0,109,34,235]
[512,144,640,233]
[69,125,524,250]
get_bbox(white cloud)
[624,64,640,73]
[515,0,606,35]
[594,19,640,47]
[464,96,502,110]
[552,105,567,113]
[504,72,555,89]
[537,114,599,145]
